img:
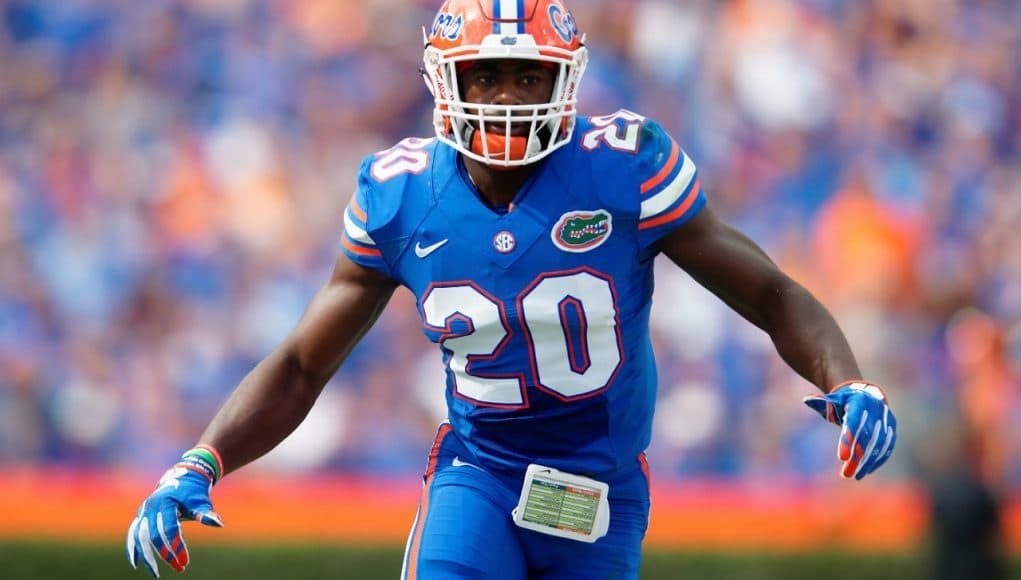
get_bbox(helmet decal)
[548,5,577,44]
[431,12,464,41]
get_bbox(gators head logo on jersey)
[552,209,612,252]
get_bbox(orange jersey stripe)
[407,424,452,580]
[348,197,368,222]
[342,234,382,257]
[638,180,701,230]
[424,423,451,480]
[640,138,680,195]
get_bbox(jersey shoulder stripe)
[640,137,680,195]
[639,146,697,222]
[343,197,375,245]
[341,193,384,260]
[639,180,701,231]
[626,118,707,247]
[340,138,443,278]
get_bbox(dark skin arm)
[198,254,398,475]
[657,205,861,393]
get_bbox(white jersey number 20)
[421,269,623,408]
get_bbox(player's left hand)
[126,462,223,577]
[803,381,896,480]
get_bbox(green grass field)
[1,542,1017,579]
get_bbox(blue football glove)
[127,452,224,577]
[803,381,896,480]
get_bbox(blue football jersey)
[341,110,706,478]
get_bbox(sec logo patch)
[493,231,516,253]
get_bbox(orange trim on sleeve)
[638,180,701,230]
[349,197,368,222]
[342,234,382,257]
[640,138,680,195]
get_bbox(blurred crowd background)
[1,0,1019,509]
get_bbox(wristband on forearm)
[180,445,224,485]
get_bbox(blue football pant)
[401,427,651,579]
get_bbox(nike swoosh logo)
[414,239,449,258]
[451,456,483,470]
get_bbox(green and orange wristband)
[177,445,224,485]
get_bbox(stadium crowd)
[0,0,1018,493]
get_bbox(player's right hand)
[127,453,224,577]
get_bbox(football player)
[127,0,897,578]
